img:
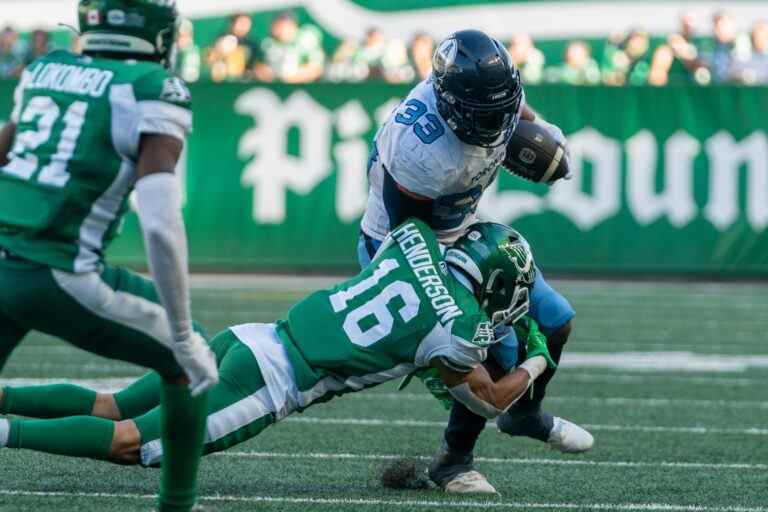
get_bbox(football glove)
[518,317,557,370]
[172,332,219,396]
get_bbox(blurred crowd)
[2,10,767,86]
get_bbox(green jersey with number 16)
[276,218,494,403]
[0,50,192,272]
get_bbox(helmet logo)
[126,13,146,28]
[107,10,126,26]
[433,38,457,74]
[518,147,536,165]
[467,231,481,241]
[470,321,495,347]
[500,240,534,285]
[87,9,100,25]
[161,77,191,103]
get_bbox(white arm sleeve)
[448,382,503,419]
[135,172,191,343]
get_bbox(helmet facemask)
[483,269,531,329]
[436,86,524,148]
[446,223,536,330]
[431,30,525,148]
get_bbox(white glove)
[172,332,219,396]
[535,118,573,180]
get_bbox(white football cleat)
[547,417,594,453]
[443,470,498,494]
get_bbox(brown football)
[503,119,569,184]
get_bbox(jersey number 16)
[329,258,421,347]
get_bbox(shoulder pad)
[133,68,191,108]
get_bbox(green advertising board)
[0,81,766,275]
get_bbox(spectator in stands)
[25,29,51,64]
[649,12,708,85]
[326,27,411,83]
[176,19,201,82]
[206,13,259,82]
[601,29,652,85]
[732,20,768,84]
[0,26,24,78]
[546,40,600,84]
[327,37,367,82]
[409,32,434,81]
[508,33,544,84]
[703,11,739,83]
[254,11,325,83]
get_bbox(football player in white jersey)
[358,29,593,494]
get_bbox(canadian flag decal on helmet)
[87,9,100,25]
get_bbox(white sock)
[0,418,9,447]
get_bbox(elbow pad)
[448,382,503,419]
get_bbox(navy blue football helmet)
[432,29,524,148]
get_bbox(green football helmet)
[445,222,536,328]
[78,0,178,67]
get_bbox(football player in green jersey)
[0,1,218,510]
[0,219,555,486]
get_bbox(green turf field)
[1,276,766,512]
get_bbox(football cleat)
[443,470,498,494]
[547,416,594,453]
[428,440,497,494]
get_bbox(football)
[503,119,569,184]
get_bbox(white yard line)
[0,490,764,512]
[284,417,768,436]
[351,393,768,409]
[216,450,768,471]
[558,374,761,387]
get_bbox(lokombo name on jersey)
[24,62,114,98]
[391,222,462,324]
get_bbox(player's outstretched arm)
[432,345,554,419]
[135,134,218,396]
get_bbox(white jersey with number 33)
[361,80,507,245]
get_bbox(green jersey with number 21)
[0,49,191,272]
[278,218,494,400]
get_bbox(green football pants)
[0,257,195,377]
[136,328,278,466]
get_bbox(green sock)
[8,416,114,460]
[114,372,163,418]
[158,383,208,512]
[1,384,97,418]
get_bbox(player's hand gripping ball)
[503,119,571,184]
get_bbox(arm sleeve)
[135,172,191,344]
[415,324,487,373]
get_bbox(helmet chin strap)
[58,23,81,36]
